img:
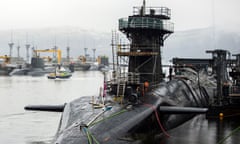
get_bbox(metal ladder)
[116,73,127,103]
[112,31,129,102]
[117,73,127,95]
[111,30,119,73]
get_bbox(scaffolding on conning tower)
[111,31,140,97]
[111,31,161,90]
[110,0,173,99]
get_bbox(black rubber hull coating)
[24,104,65,112]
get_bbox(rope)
[90,133,100,144]
[83,127,92,144]
[89,109,127,127]
[144,103,170,138]
[217,125,240,144]
[80,108,127,143]
[83,127,100,144]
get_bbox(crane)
[33,49,62,64]
[0,55,10,64]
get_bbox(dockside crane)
[33,49,62,64]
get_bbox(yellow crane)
[0,55,10,64]
[33,49,62,64]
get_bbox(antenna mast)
[84,48,88,57]
[212,0,216,49]
[8,32,14,62]
[66,38,70,63]
[25,33,31,64]
[92,48,96,62]
[143,0,146,15]
[17,41,20,58]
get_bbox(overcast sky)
[0,0,239,32]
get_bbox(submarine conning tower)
[118,0,174,85]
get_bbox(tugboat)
[47,65,72,79]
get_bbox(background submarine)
[24,1,224,143]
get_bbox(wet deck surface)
[159,114,240,144]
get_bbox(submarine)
[24,1,240,144]
[9,49,61,76]
[49,2,215,143]
[9,57,48,76]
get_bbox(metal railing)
[116,43,160,56]
[133,7,171,18]
[127,72,140,84]
[119,17,174,32]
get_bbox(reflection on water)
[159,114,240,144]
[0,71,103,144]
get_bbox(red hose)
[144,103,170,138]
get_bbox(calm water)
[0,71,104,144]
[1,71,240,144]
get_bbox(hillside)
[0,27,239,62]
[163,28,240,62]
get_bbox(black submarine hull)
[9,57,55,76]
[53,77,215,144]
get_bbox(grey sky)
[0,0,239,32]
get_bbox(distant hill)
[0,27,239,62]
[0,27,112,60]
[163,28,240,62]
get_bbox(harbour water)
[0,71,104,144]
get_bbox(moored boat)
[47,65,72,79]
